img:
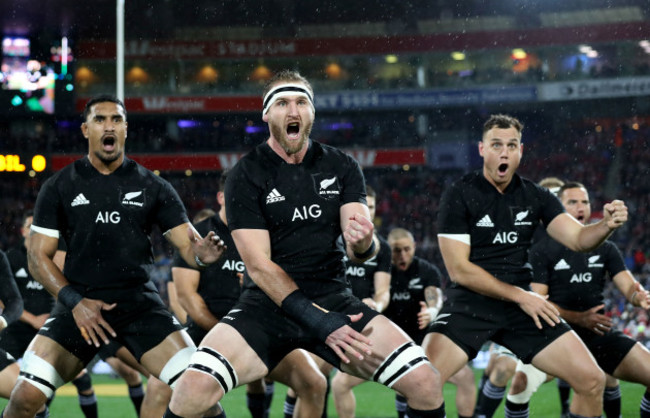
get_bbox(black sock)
[284,394,297,418]
[128,383,145,415]
[395,394,407,418]
[603,385,621,418]
[35,405,50,418]
[163,406,183,418]
[405,402,445,418]
[78,392,98,418]
[640,389,650,418]
[263,381,275,418]
[558,378,572,414]
[504,399,528,418]
[475,380,506,418]
[247,392,266,418]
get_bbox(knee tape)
[72,372,93,392]
[159,346,195,389]
[18,351,65,398]
[187,346,239,393]
[372,341,429,388]
[506,362,547,404]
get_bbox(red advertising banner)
[77,22,650,60]
[75,96,261,113]
[51,148,426,172]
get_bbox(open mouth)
[497,163,508,175]
[287,122,300,139]
[102,136,116,152]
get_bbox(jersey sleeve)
[375,237,392,273]
[225,162,267,231]
[539,187,565,227]
[604,241,627,278]
[155,179,190,232]
[530,241,551,285]
[0,250,23,325]
[421,260,443,288]
[340,156,367,206]
[437,183,469,235]
[32,177,65,238]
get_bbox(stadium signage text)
[0,154,47,173]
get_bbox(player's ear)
[262,113,269,123]
[81,122,88,139]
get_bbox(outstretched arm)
[165,222,226,269]
[547,201,627,252]
[439,235,560,329]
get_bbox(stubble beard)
[94,149,122,165]
[271,123,312,156]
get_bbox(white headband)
[262,83,314,116]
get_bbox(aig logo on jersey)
[493,231,518,244]
[312,174,340,200]
[121,190,145,208]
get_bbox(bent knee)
[293,371,327,396]
[509,371,528,395]
[572,366,605,395]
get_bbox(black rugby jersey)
[531,235,626,312]
[6,241,54,316]
[384,256,441,342]
[0,250,23,325]
[226,141,366,297]
[32,156,189,289]
[438,172,564,288]
[342,234,391,299]
[173,214,243,319]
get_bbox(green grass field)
[0,369,646,417]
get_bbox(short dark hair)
[366,185,376,199]
[262,70,313,99]
[558,181,587,199]
[483,114,523,136]
[83,94,127,122]
[22,210,34,225]
[218,169,229,192]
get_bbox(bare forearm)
[247,262,299,306]
[451,263,526,304]
[27,253,69,298]
[575,221,614,252]
[181,295,219,331]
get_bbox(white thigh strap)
[159,346,195,389]
[372,341,429,388]
[18,351,65,398]
[187,346,239,393]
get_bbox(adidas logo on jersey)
[476,215,494,227]
[71,193,90,207]
[266,188,285,204]
[554,259,571,270]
